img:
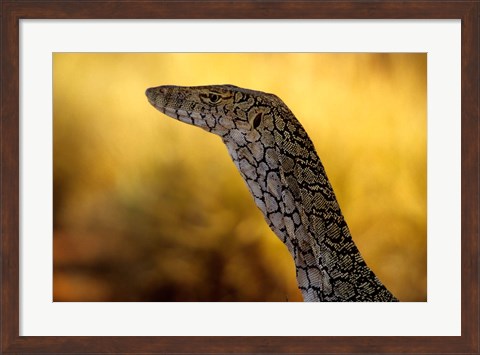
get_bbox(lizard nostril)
[145,87,156,100]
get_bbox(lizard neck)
[224,112,397,302]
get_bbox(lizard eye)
[208,93,221,104]
[200,92,223,105]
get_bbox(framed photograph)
[1,1,478,354]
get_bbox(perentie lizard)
[146,84,398,302]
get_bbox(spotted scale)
[146,84,398,302]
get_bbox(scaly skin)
[146,84,398,302]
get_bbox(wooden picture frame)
[1,1,478,353]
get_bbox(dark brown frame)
[1,1,478,354]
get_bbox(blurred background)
[53,53,426,302]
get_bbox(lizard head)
[145,84,286,145]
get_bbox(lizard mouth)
[146,86,217,133]
[163,107,192,124]
[162,107,213,131]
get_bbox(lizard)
[145,84,398,302]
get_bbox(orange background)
[53,53,427,302]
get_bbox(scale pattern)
[146,84,398,302]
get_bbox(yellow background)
[53,53,426,302]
